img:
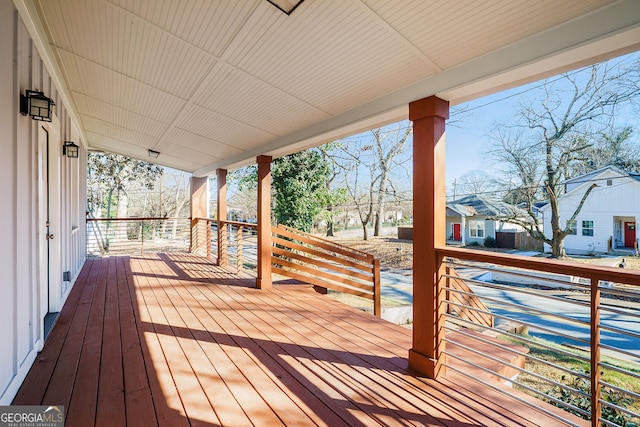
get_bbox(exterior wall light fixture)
[63,141,79,158]
[20,90,55,122]
[148,149,160,159]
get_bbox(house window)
[469,220,484,238]
[566,220,577,235]
[582,220,594,236]
[606,179,613,186]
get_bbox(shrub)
[484,236,497,247]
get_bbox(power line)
[323,172,639,208]
[446,172,639,199]
[458,53,639,114]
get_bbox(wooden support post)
[140,220,144,254]
[190,176,209,256]
[256,155,273,289]
[408,95,449,379]
[591,277,602,427]
[446,266,452,316]
[218,223,228,267]
[217,169,228,266]
[373,258,381,317]
[206,220,211,258]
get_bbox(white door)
[37,125,49,323]
[37,121,61,337]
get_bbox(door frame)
[452,223,461,241]
[624,221,636,248]
[37,116,62,344]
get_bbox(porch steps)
[446,329,529,384]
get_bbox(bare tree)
[453,170,500,200]
[574,127,640,174]
[489,59,640,257]
[332,122,412,240]
[336,146,379,241]
[371,125,412,236]
[316,143,351,236]
[161,171,190,238]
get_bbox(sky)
[444,51,640,189]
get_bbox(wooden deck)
[14,253,584,426]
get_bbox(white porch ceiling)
[18,0,640,175]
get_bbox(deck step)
[447,329,529,384]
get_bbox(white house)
[446,195,525,246]
[540,166,640,255]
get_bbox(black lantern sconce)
[20,90,55,122]
[63,141,79,158]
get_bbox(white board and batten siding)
[0,2,87,404]
[542,167,640,254]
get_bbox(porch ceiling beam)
[193,0,640,177]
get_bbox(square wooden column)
[408,95,449,378]
[256,155,272,289]
[190,176,209,256]
[216,169,228,266]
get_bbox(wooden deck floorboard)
[14,253,586,426]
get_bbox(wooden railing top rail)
[219,219,258,229]
[438,246,640,285]
[193,217,258,229]
[87,217,190,222]
[275,224,374,259]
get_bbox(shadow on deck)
[14,253,584,426]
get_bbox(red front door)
[453,223,461,241]
[625,222,636,248]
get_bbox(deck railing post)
[206,219,212,258]
[140,220,144,254]
[445,266,452,315]
[237,226,243,273]
[373,258,381,317]
[591,277,602,427]
[218,221,228,266]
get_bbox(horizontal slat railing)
[87,217,190,256]
[436,246,640,427]
[272,224,381,316]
